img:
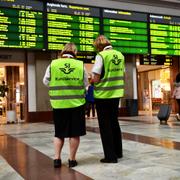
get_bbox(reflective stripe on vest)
[49,85,84,90]
[94,49,125,99]
[49,58,85,108]
[49,95,85,100]
[94,85,124,91]
[100,76,124,83]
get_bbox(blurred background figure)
[143,88,150,111]
[85,75,95,119]
[172,72,180,120]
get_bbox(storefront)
[0,62,25,124]
[0,0,180,122]
[138,66,171,113]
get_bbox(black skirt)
[53,105,86,138]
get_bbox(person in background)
[43,43,88,168]
[143,89,150,111]
[85,78,95,119]
[172,72,180,121]
[91,35,125,163]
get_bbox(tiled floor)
[1,115,180,179]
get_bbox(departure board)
[103,9,148,54]
[47,3,100,51]
[150,14,180,55]
[140,55,172,65]
[77,52,96,63]
[0,0,44,49]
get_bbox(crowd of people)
[43,35,125,168]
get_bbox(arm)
[91,54,103,83]
[172,87,176,98]
[84,66,89,88]
[43,65,50,87]
[92,73,101,83]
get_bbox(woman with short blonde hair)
[91,35,125,163]
[60,42,77,58]
[93,35,111,52]
[43,42,88,168]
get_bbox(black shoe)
[54,159,61,168]
[68,159,78,168]
[100,158,117,163]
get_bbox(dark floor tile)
[0,134,92,180]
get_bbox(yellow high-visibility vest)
[49,58,85,108]
[94,49,125,99]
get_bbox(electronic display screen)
[47,3,100,51]
[140,55,172,65]
[0,0,44,49]
[102,9,148,54]
[77,52,96,63]
[150,14,180,55]
[1,0,180,58]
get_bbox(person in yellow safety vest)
[43,43,88,168]
[91,35,125,163]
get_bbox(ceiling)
[111,0,180,8]
[160,0,180,3]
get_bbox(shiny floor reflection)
[0,133,92,180]
[1,117,180,179]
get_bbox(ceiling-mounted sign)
[47,2,100,52]
[150,14,180,56]
[103,9,148,54]
[0,0,44,49]
[140,54,172,66]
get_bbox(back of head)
[59,43,77,58]
[93,35,111,52]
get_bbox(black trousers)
[86,102,95,117]
[95,98,122,160]
[176,99,180,114]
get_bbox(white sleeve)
[43,65,50,87]
[91,54,103,75]
[84,66,89,88]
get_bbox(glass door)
[0,63,25,124]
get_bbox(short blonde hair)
[60,43,77,58]
[93,35,111,52]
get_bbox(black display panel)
[47,2,100,51]
[103,9,148,54]
[77,52,96,63]
[0,0,44,49]
[140,55,172,66]
[150,14,180,55]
